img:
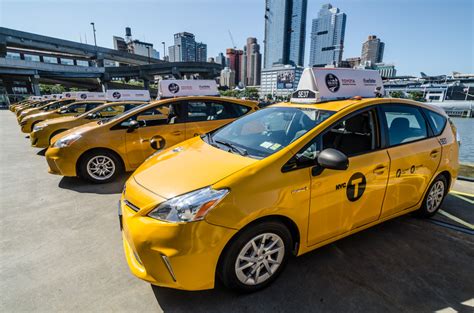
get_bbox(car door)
[123,101,186,168]
[379,103,441,218]
[184,99,249,139]
[303,108,390,246]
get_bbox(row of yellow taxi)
[10,71,459,292]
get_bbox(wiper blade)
[215,140,248,156]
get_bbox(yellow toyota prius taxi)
[45,95,258,183]
[119,68,459,292]
[31,101,147,148]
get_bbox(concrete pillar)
[143,78,150,90]
[31,75,41,96]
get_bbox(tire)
[49,129,66,144]
[78,150,123,184]
[415,174,448,218]
[219,221,292,292]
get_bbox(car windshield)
[207,106,335,159]
[97,103,148,125]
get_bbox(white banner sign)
[158,80,219,99]
[105,90,151,102]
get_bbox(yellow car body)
[20,100,106,133]
[120,97,459,291]
[45,96,258,182]
[31,101,147,148]
[17,98,76,122]
[14,100,50,115]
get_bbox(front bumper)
[120,195,237,290]
[30,130,49,148]
[45,146,80,177]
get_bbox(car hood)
[132,137,257,199]
[50,121,99,143]
[38,116,76,127]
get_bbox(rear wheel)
[219,221,292,292]
[415,174,448,218]
[78,150,122,184]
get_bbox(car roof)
[152,96,258,107]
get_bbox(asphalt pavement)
[0,110,473,313]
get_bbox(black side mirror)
[317,148,349,170]
[127,120,140,133]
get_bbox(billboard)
[276,70,296,89]
[105,90,151,102]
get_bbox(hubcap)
[235,233,285,286]
[86,155,115,180]
[426,180,445,213]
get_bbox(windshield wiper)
[215,139,248,156]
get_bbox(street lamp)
[90,22,97,47]
[161,41,166,60]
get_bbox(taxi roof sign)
[76,92,106,101]
[157,79,219,99]
[105,90,151,102]
[291,68,385,104]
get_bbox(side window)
[207,101,246,120]
[381,105,428,146]
[321,110,377,157]
[85,103,103,111]
[424,109,447,136]
[187,101,208,122]
[64,102,88,113]
[120,102,185,128]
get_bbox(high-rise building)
[263,0,307,68]
[260,64,304,98]
[361,35,384,66]
[220,67,236,89]
[375,63,396,78]
[241,37,262,86]
[309,4,347,67]
[215,52,226,67]
[168,32,206,62]
[226,48,244,85]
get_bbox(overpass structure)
[0,28,222,96]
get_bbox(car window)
[210,107,335,159]
[381,104,428,146]
[424,109,447,136]
[186,100,248,122]
[120,102,185,128]
[296,109,377,161]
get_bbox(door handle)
[373,165,386,175]
[430,149,440,158]
[171,131,182,136]
[141,139,150,143]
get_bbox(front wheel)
[415,175,448,218]
[78,150,122,184]
[219,221,292,292]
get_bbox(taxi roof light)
[290,68,385,105]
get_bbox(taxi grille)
[124,200,140,212]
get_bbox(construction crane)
[228,30,236,49]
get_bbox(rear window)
[424,109,447,136]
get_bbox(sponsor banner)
[291,68,384,103]
[105,90,151,102]
[29,96,43,101]
[62,92,78,99]
[158,80,219,99]
[76,92,106,101]
[276,70,296,90]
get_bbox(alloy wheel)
[86,155,116,181]
[426,180,445,213]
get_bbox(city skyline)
[1,0,472,76]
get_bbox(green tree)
[39,84,66,94]
[389,91,405,99]
[407,91,425,102]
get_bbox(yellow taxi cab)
[16,94,64,117]
[15,99,54,115]
[20,99,106,133]
[45,95,258,183]
[18,98,77,124]
[9,98,37,112]
[119,68,459,292]
[31,101,148,148]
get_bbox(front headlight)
[33,124,47,132]
[148,187,229,223]
[53,133,81,148]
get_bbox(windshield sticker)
[260,141,273,149]
[269,143,282,150]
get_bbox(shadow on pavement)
[58,173,130,194]
[151,217,474,313]
[36,148,47,156]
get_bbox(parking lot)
[0,109,473,313]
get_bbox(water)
[451,118,474,164]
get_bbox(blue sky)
[1,0,473,76]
